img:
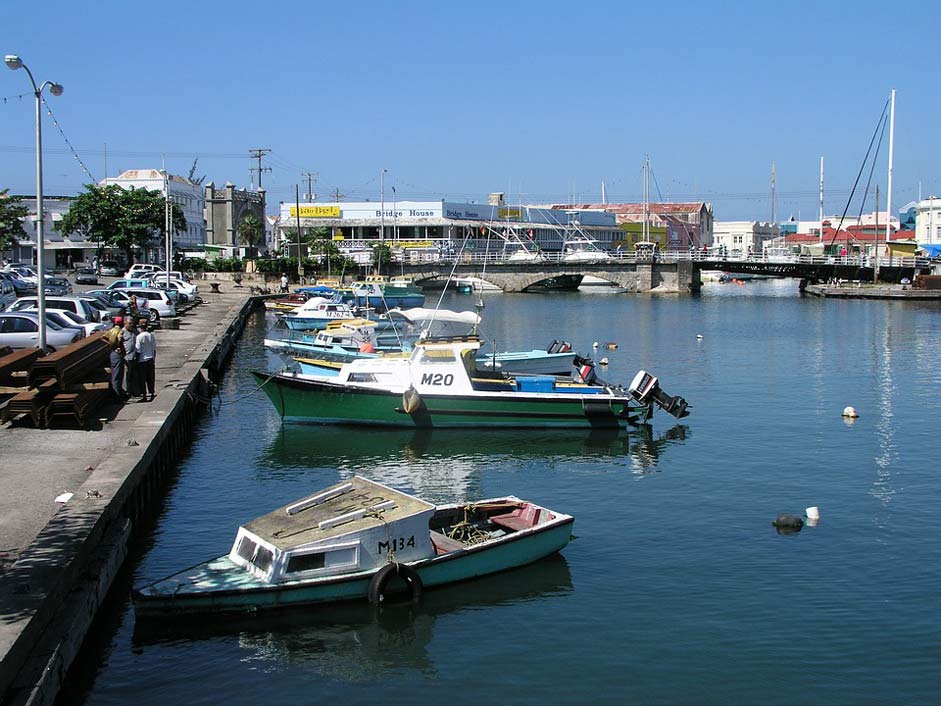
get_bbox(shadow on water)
[130,553,573,681]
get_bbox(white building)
[7,195,96,270]
[712,221,778,255]
[915,197,941,244]
[102,169,206,249]
[276,200,621,258]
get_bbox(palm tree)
[237,212,265,250]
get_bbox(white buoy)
[842,406,859,418]
[600,357,609,365]
[696,334,703,340]
[805,506,820,520]
[592,341,599,348]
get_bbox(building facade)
[712,221,778,256]
[6,195,92,270]
[205,182,267,255]
[102,169,207,250]
[549,202,714,249]
[914,197,941,245]
[275,200,621,258]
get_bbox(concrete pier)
[0,286,258,706]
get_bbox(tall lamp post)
[379,168,387,241]
[5,55,63,352]
[161,170,171,280]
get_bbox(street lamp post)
[380,168,387,241]
[5,55,63,352]
[161,170,171,283]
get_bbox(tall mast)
[819,156,825,242]
[770,161,776,226]
[884,89,896,264]
[643,155,649,242]
[874,184,880,283]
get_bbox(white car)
[125,264,162,279]
[121,288,176,321]
[9,295,104,323]
[148,273,198,298]
[44,308,109,336]
[0,311,84,351]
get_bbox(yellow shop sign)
[289,205,341,218]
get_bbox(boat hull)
[134,517,573,615]
[253,371,638,429]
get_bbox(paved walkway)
[0,286,249,570]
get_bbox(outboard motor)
[572,355,598,384]
[628,370,690,419]
[547,339,561,353]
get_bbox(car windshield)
[61,310,87,324]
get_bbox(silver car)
[0,311,84,351]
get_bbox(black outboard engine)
[572,354,598,384]
[628,370,690,419]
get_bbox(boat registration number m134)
[421,373,454,386]
[378,535,416,553]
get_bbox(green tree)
[61,184,185,265]
[237,212,265,249]
[0,189,29,254]
[371,242,392,272]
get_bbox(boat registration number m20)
[378,536,416,553]
[420,373,454,386]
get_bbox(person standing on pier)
[107,316,126,399]
[122,317,140,401]
[135,320,157,402]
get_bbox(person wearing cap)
[107,316,126,399]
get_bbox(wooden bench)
[489,503,547,532]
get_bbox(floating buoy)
[771,512,804,530]
[696,334,704,340]
[600,357,609,365]
[842,406,859,418]
[592,341,599,348]
[805,506,820,521]
[605,342,618,350]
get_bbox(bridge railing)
[393,249,931,269]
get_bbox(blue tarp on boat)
[918,244,941,258]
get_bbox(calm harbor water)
[61,280,941,706]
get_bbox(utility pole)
[302,171,318,201]
[249,148,271,190]
[332,188,345,203]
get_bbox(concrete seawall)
[0,291,261,706]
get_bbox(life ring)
[367,563,423,605]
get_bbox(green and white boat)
[253,335,690,429]
[133,476,574,615]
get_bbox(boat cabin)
[312,318,378,351]
[229,477,435,585]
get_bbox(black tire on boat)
[367,563,423,605]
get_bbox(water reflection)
[259,424,689,494]
[132,554,572,682]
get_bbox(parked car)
[4,265,38,286]
[43,277,73,295]
[74,267,99,285]
[44,308,109,336]
[124,264,162,279]
[99,260,121,277]
[83,291,126,319]
[9,295,103,323]
[106,278,153,291]
[0,271,34,296]
[0,311,84,351]
[121,288,176,322]
[0,279,15,311]
[148,273,198,298]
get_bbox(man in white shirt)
[135,320,157,402]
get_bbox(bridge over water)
[394,252,929,293]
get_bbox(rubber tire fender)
[367,563,423,605]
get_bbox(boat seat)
[429,530,466,555]
[489,504,545,532]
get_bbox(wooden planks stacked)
[28,334,109,388]
[2,336,112,427]
[0,348,43,391]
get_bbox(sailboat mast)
[770,161,776,226]
[884,89,896,266]
[643,156,649,242]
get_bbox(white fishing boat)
[133,476,574,615]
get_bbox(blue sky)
[2,0,937,220]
